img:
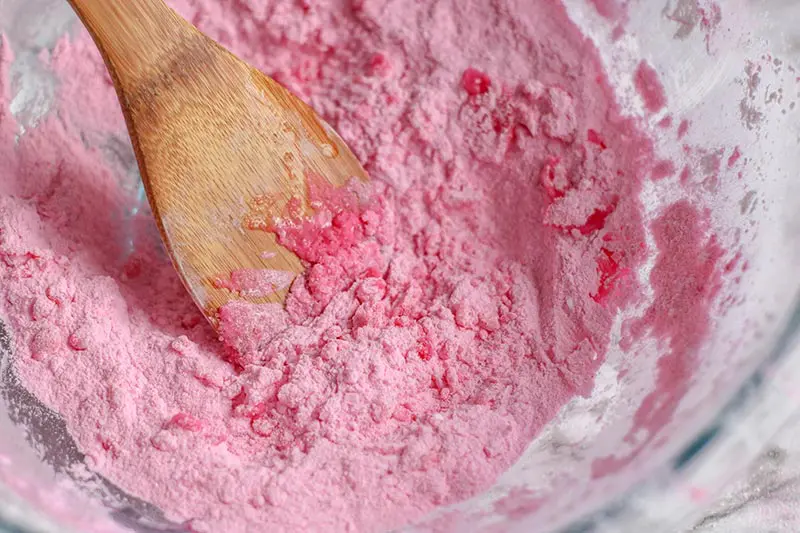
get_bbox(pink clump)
[651,160,677,181]
[551,201,618,236]
[277,208,367,263]
[677,119,690,139]
[67,328,89,351]
[539,158,567,199]
[592,248,626,304]
[588,0,626,20]
[368,52,392,77]
[579,204,617,235]
[634,60,667,113]
[587,129,607,149]
[167,413,205,432]
[727,146,742,168]
[461,68,492,96]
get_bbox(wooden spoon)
[66,0,369,326]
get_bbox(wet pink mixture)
[0,0,723,532]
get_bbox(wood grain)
[67,0,369,326]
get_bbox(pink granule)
[0,1,721,532]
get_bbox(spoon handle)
[66,0,186,87]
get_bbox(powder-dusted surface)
[593,200,724,477]
[634,60,668,114]
[0,1,696,531]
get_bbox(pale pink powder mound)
[0,0,720,532]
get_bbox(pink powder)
[634,60,668,113]
[0,1,721,532]
[594,201,723,476]
[678,119,691,139]
[727,146,742,168]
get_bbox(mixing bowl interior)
[3,1,800,532]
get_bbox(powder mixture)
[0,0,713,531]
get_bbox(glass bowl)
[2,0,800,532]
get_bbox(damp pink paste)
[0,0,723,532]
